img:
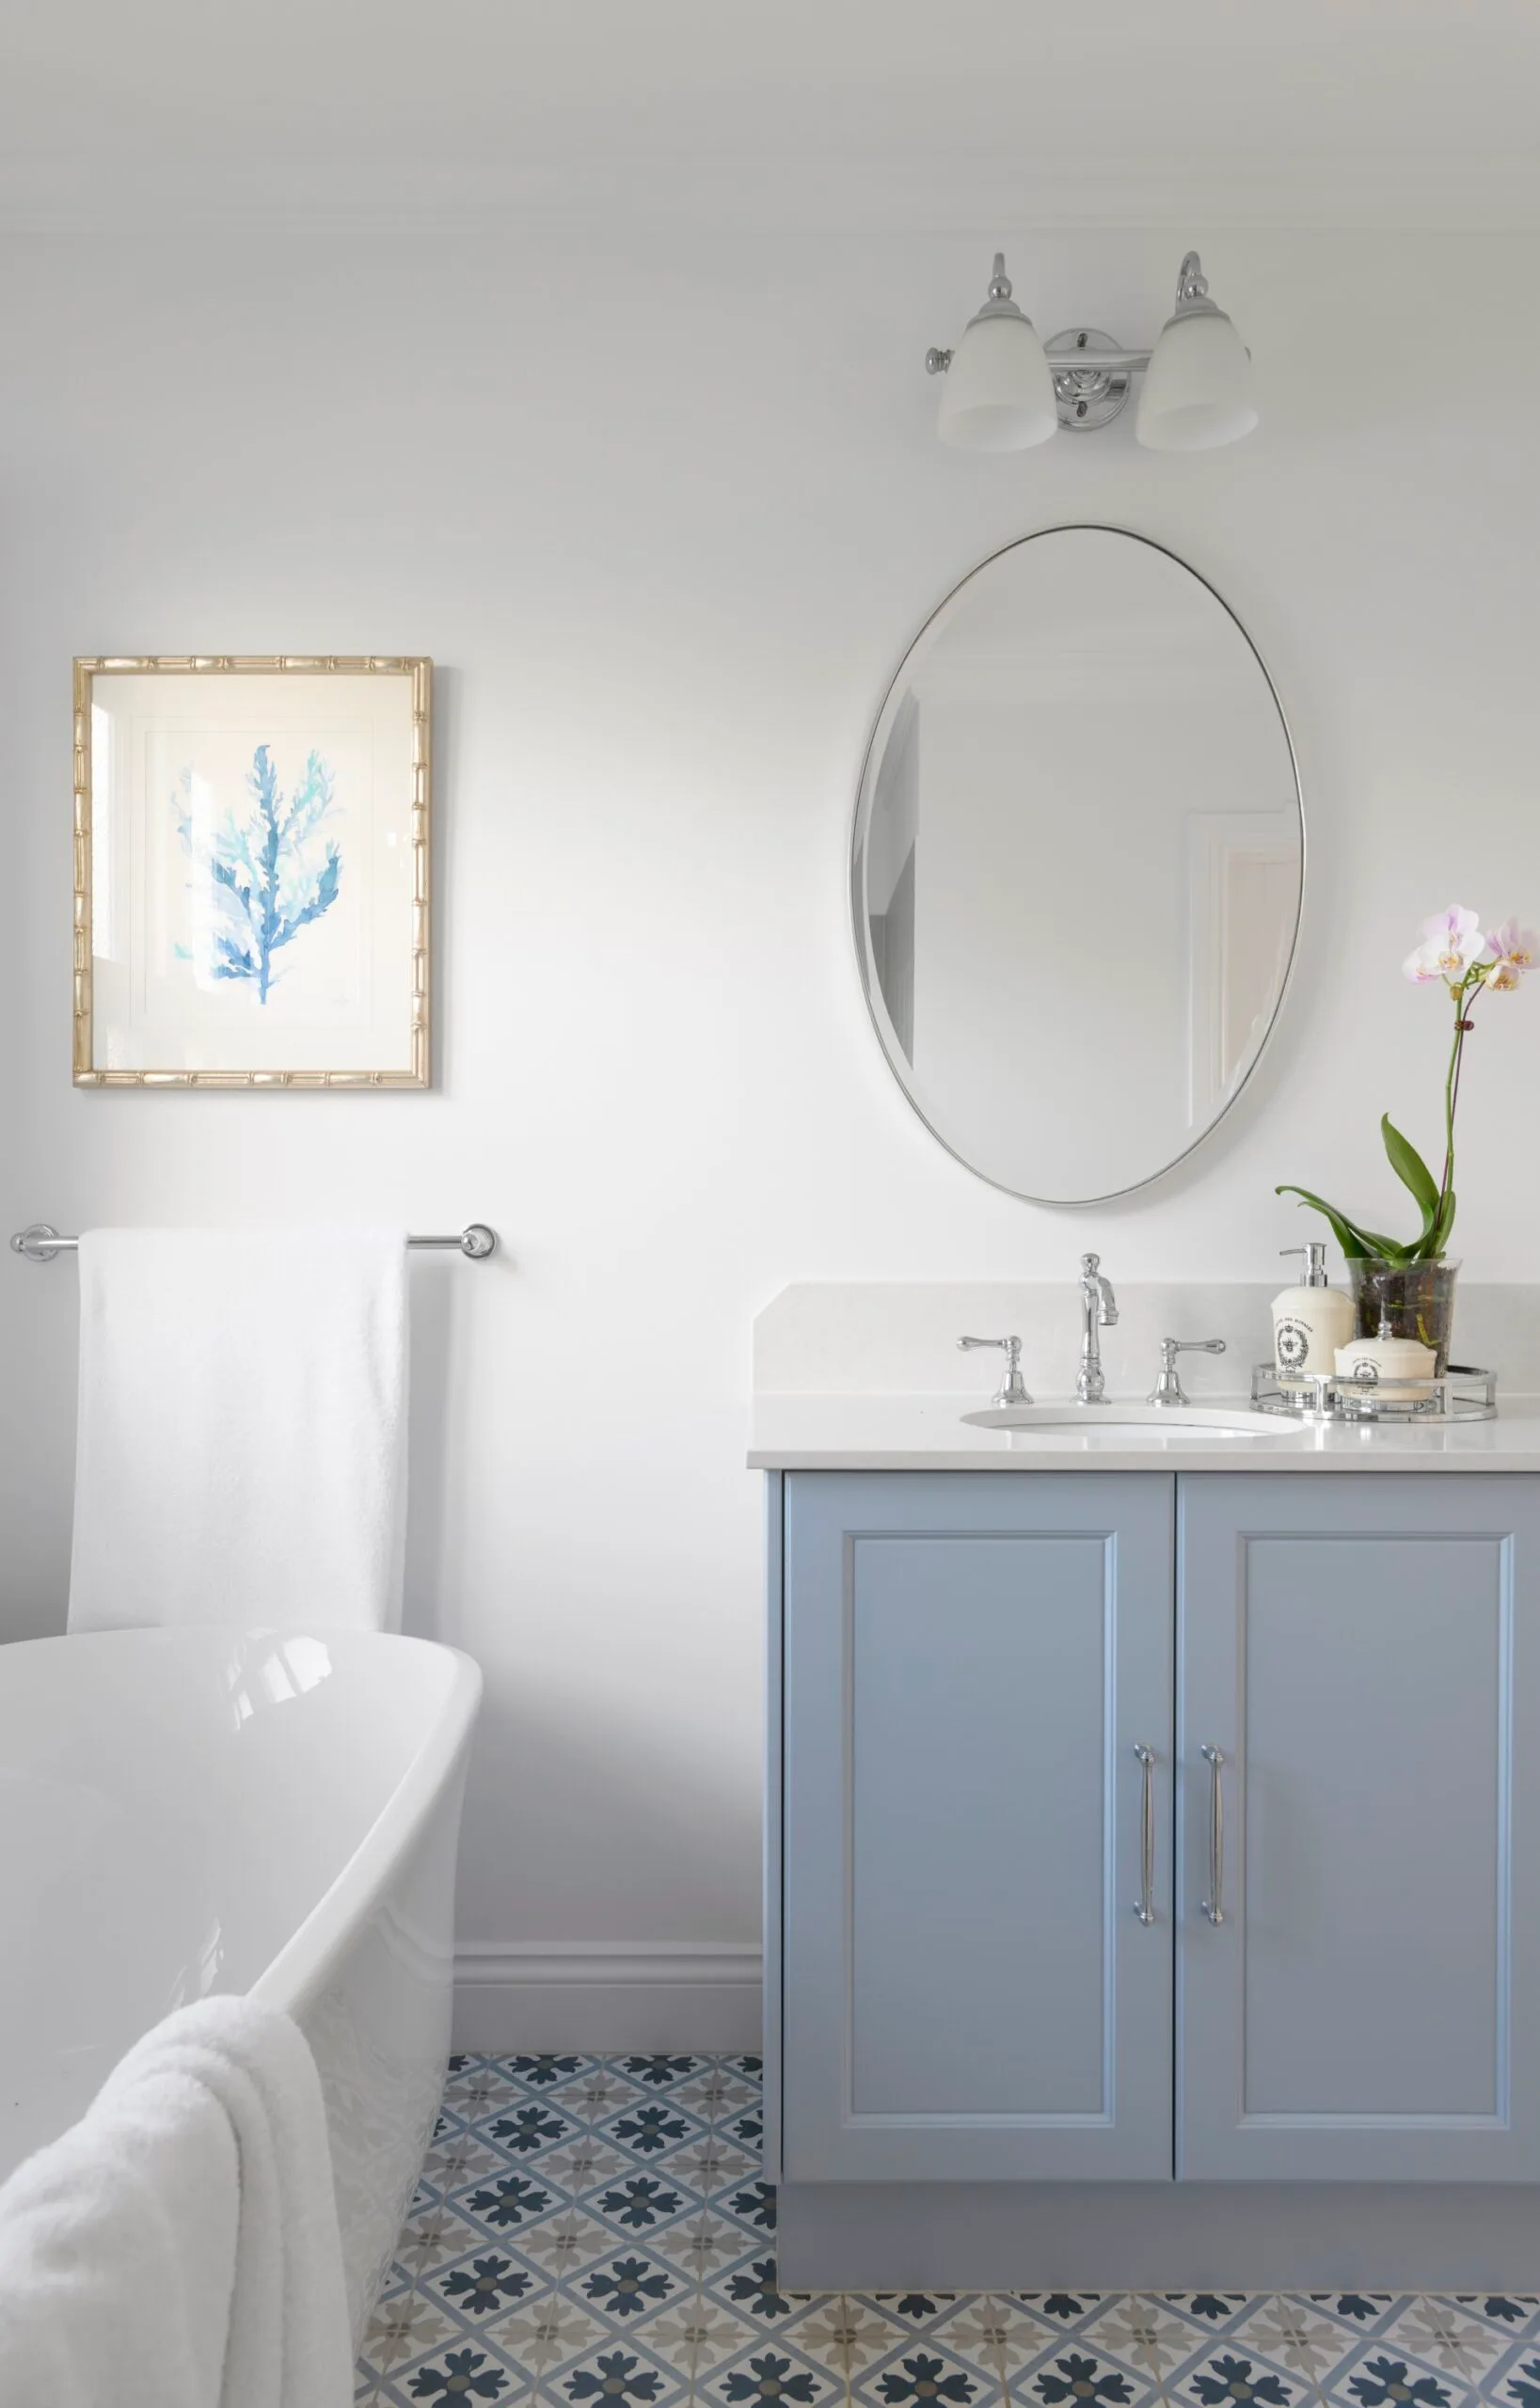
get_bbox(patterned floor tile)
[542,2334,688,2408]
[1227,2296,1369,2385]
[571,2246,691,2325]
[929,2293,1063,2380]
[785,2293,914,2377]
[451,2167,573,2246]
[1379,2298,1521,2384]
[707,2253,800,2328]
[1011,2337,1154,2406]
[698,2334,841,2407]
[656,2210,756,2280]
[1078,2293,1208,2384]
[581,2165,706,2239]
[850,2336,1006,2408]
[427,2244,555,2327]
[357,2059,1540,2408]
[1321,2342,1465,2406]
[598,2099,706,2160]
[1452,2299,1540,2338]
[1493,2350,1540,2405]
[1169,2336,1304,2405]
[644,2298,761,2375]
[1306,2294,1406,2339]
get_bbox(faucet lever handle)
[958,1335,1033,1408]
[1148,1337,1226,1407]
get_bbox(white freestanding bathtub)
[0,1624,482,2337]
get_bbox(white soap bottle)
[1272,1243,1355,1379]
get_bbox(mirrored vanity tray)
[1250,1362,1498,1425]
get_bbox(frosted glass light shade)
[1135,305,1258,452]
[937,312,1057,452]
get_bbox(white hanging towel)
[0,1992,353,2408]
[69,1227,408,1634]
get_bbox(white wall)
[3,219,1539,2037]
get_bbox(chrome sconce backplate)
[1045,329,1132,431]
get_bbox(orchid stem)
[1437,976,1476,1232]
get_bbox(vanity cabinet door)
[1178,1472,1540,2181]
[780,1471,1174,2182]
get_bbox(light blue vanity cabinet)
[780,1472,1174,2182]
[769,1465,1540,2280]
[1177,1473,1540,2184]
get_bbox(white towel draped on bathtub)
[0,1993,353,2408]
[69,1227,408,1635]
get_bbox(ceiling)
[2,0,1538,228]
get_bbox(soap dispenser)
[1272,1243,1355,1378]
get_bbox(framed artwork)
[72,656,431,1086]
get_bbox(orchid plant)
[1277,905,1534,1264]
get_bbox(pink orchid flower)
[1485,919,1538,982]
[1404,904,1493,989]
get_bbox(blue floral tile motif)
[356,2057,1540,2408]
[579,2252,683,2320]
[457,2171,557,2232]
[1311,2293,1399,2329]
[697,2337,832,2407]
[1342,2355,1453,2406]
[405,2343,513,2400]
[595,2175,689,2230]
[433,2252,537,2319]
[1180,2350,1295,2405]
[487,2101,570,2155]
[1028,2347,1145,2404]
[720,2258,797,2323]
[559,2343,682,2407]
[606,2103,693,2156]
[1167,2294,1248,2328]
[622,2055,704,2089]
[719,2349,829,2403]
[875,2349,984,2402]
[724,2179,776,2231]
[509,2053,585,2088]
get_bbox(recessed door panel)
[782,1471,1174,2182]
[1179,1474,1540,2181]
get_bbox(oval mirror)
[852,526,1303,1202]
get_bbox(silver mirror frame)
[849,524,1306,1206]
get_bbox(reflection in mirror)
[854,528,1302,1201]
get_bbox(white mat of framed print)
[73,657,431,1086]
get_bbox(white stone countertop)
[748,1392,1540,1473]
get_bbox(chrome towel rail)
[9,1221,498,1263]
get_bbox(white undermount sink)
[961,1402,1290,1439]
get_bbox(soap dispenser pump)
[1272,1243,1355,1378]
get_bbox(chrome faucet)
[1076,1252,1118,1403]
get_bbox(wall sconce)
[926,251,1257,453]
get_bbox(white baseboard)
[452,1941,764,2057]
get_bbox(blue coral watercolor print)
[174,742,342,1001]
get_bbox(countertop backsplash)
[752,1280,1540,1401]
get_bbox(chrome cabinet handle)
[1133,1743,1156,1925]
[1200,1744,1226,1925]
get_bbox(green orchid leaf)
[1409,1181,1458,1261]
[1380,1115,1440,1241]
[1274,1185,1415,1265]
[1275,1186,1371,1259]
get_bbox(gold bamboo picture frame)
[73,656,431,1087]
